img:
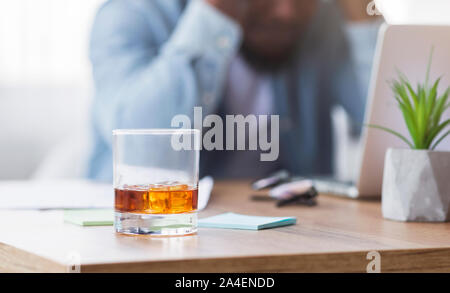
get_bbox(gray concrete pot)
[382,148,450,222]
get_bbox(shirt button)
[217,36,231,50]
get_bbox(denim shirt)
[87,0,380,182]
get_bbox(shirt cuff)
[345,19,383,65]
[164,0,243,58]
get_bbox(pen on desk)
[250,178,313,202]
[251,170,290,190]
[276,188,318,207]
[251,182,318,207]
[269,179,314,199]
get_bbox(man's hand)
[338,0,377,22]
[205,0,250,25]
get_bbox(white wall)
[0,86,92,179]
[0,0,104,179]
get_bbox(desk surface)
[1,180,450,273]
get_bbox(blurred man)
[87,0,380,181]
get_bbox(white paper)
[198,176,214,210]
[0,180,113,210]
[0,177,214,210]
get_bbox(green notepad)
[64,209,114,226]
[198,212,296,230]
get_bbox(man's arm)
[90,0,242,143]
[334,0,382,130]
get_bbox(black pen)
[276,188,318,207]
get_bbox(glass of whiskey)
[113,129,200,236]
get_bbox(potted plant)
[369,50,450,222]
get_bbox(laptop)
[316,24,450,198]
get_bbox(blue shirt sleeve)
[345,19,382,105]
[333,19,381,133]
[90,0,242,144]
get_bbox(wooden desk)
[1,181,450,273]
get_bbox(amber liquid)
[115,183,198,214]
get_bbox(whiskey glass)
[113,129,200,236]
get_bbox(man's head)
[241,0,318,70]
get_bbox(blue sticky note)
[198,212,296,230]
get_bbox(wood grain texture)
[1,180,450,272]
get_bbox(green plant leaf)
[432,87,450,128]
[396,69,419,109]
[425,119,450,148]
[432,130,450,150]
[391,78,417,130]
[366,124,414,149]
[416,85,427,148]
[425,46,435,88]
[392,80,414,113]
[398,103,419,147]
[426,77,440,121]
[405,80,419,109]
[370,47,450,150]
